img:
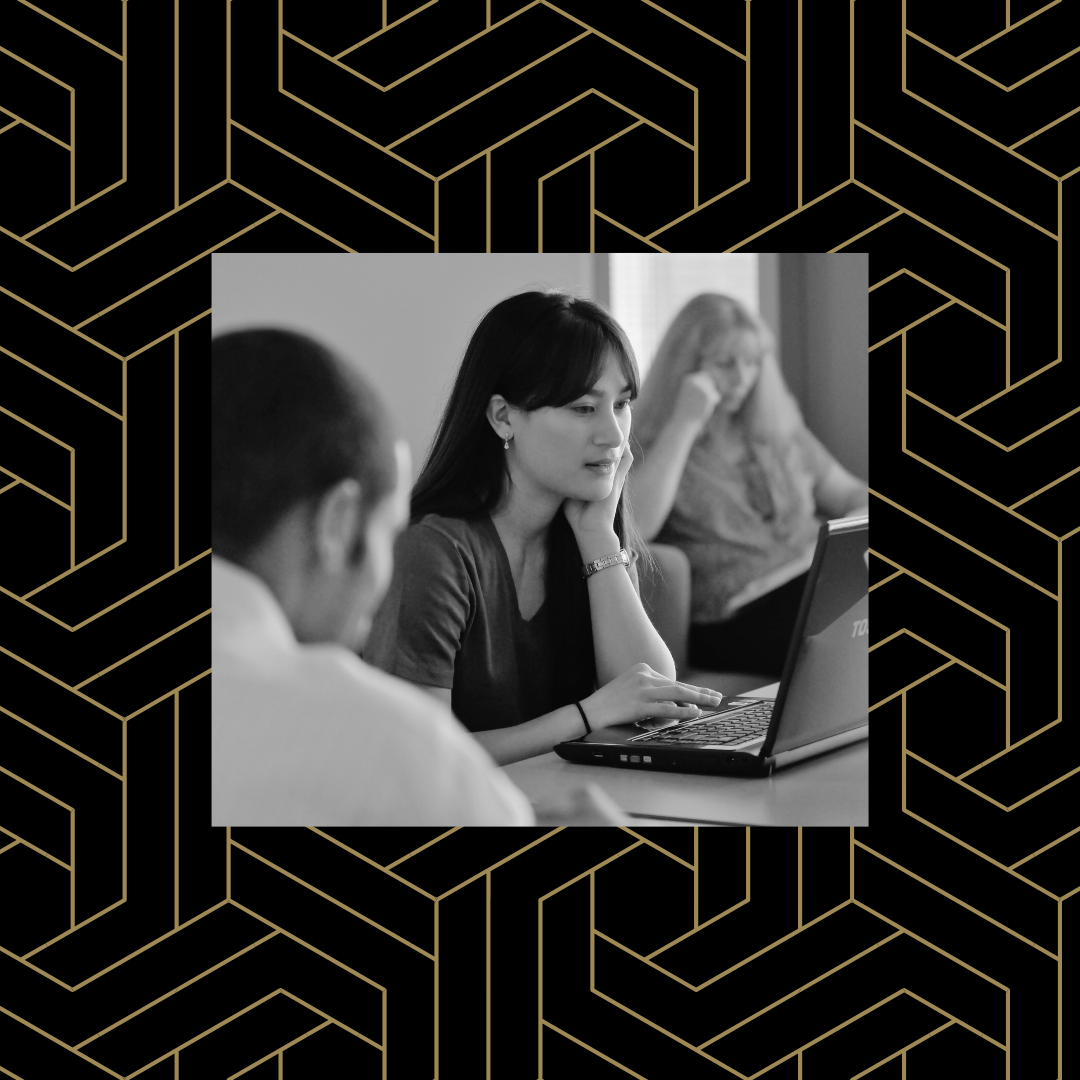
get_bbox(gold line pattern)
[0,0,1073,1076]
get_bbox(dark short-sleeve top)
[363,514,596,732]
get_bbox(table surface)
[502,685,868,826]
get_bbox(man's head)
[212,328,409,649]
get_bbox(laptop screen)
[765,517,869,757]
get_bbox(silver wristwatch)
[581,548,630,578]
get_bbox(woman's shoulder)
[412,511,489,538]
[397,513,498,567]
[408,512,494,546]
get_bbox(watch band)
[581,548,630,578]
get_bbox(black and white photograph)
[211,252,870,827]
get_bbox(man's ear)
[485,394,513,442]
[312,478,363,574]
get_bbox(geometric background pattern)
[0,0,1076,1075]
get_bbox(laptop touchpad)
[633,717,680,732]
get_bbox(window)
[609,253,759,379]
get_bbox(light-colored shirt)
[211,556,535,826]
[656,423,835,623]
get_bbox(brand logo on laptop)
[863,549,869,570]
[851,618,869,637]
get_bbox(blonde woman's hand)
[580,663,724,729]
[562,441,633,554]
[673,371,723,429]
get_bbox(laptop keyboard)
[637,701,773,745]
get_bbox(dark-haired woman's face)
[508,352,632,507]
[701,330,761,413]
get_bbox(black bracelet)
[574,701,592,735]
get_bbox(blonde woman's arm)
[629,372,722,539]
[797,426,868,519]
[815,458,869,519]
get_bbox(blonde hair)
[631,293,804,451]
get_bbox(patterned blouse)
[653,418,837,624]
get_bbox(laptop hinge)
[765,725,868,770]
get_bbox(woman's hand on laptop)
[533,783,630,826]
[581,663,723,729]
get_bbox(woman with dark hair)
[364,290,723,765]
[630,294,869,679]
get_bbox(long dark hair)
[412,290,647,695]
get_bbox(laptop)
[554,516,868,776]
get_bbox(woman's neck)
[702,408,741,441]
[489,479,560,560]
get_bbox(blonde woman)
[629,294,869,678]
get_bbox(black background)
[0,1,1076,1076]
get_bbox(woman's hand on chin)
[562,442,632,555]
[581,663,724,729]
[675,371,723,428]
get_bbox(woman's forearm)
[473,704,587,765]
[827,492,868,519]
[838,480,869,517]
[815,460,869,519]
[629,416,703,539]
[578,528,676,684]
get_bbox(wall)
[609,253,760,380]
[757,251,781,362]
[777,252,868,479]
[211,253,596,476]
[804,252,869,479]
[211,251,868,486]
